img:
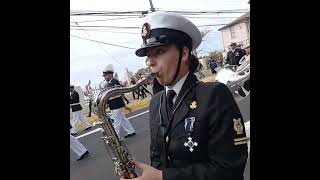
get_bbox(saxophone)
[93,73,154,178]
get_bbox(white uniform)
[102,65,135,138]
[70,90,91,134]
[110,108,135,138]
[70,134,87,157]
[71,110,91,134]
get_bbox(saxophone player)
[121,11,248,180]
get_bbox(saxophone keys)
[93,121,103,126]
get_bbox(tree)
[193,28,212,57]
[208,50,223,62]
[199,50,224,69]
[134,67,149,78]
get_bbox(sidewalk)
[71,74,216,131]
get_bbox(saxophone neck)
[94,73,154,118]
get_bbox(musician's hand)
[120,173,136,179]
[120,160,162,180]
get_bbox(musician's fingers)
[120,176,132,180]
[133,160,147,170]
[130,173,136,178]
[120,173,139,180]
[120,176,139,180]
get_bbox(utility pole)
[148,0,155,12]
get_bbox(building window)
[230,26,236,38]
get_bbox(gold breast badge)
[190,101,197,109]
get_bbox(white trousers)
[71,110,91,134]
[110,108,135,138]
[70,134,87,157]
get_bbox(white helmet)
[135,11,201,57]
[103,64,114,74]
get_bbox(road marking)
[76,128,102,139]
[76,110,149,139]
[127,110,149,120]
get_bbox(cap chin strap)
[167,47,183,86]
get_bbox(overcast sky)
[70,0,250,88]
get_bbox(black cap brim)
[135,42,166,57]
[136,29,194,57]
[103,71,113,76]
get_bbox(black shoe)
[84,126,92,131]
[124,133,136,138]
[87,114,91,117]
[71,133,77,136]
[76,151,89,161]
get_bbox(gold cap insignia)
[141,23,150,42]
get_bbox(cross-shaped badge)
[184,137,198,152]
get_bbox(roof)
[218,11,250,31]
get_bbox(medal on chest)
[184,117,198,152]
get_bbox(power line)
[70,16,237,24]
[71,34,137,50]
[70,25,140,29]
[71,18,129,70]
[70,9,249,16]
[70,10,148,16]
[197,24,228,27]
[71,17,140,23]
[70,24,228,29]
[117,39,141,44]
[156,9,249,13]
[154,7,247,11]
[185,16,238,19]
[70,29,140,34]
[70,10,148,14]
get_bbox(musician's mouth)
[151,71,160,77]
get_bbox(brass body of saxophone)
[93,74,154,178]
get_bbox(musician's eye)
[155,48,165,55]
[147,46,167,58]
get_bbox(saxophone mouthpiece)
[150,71,159,77]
